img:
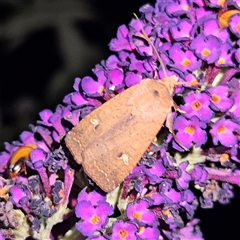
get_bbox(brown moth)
[65,15,180,193]
[65,76,177,192]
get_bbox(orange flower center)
[139,226,144,234]
[217,58,225,64]
[217,126,227,134]
[118,229,128,239]
[163,209,170,216]
[184,126,195,135]
[220,153,229,163]
[98,86,105,93]
[229,106,234,112]
[133,211,142,220]
[211,94,221,104]
[201,48,211,57]
[59,189,65,198]
[181,58,191,67]
[183,5,190,11]
[90,214,101,225]
[191,100,202,111]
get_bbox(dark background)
[0,1,239,239]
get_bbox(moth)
[65,16,182,193]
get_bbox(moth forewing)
[80,78,176,192]
[65,77,175,164]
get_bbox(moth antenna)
[133,13,168,78]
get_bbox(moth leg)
[173,102,186,113]
[153,69,158,80]
[165,113,188,151]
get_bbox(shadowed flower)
[176,162,192,190]
[171,219,204,240]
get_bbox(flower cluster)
[1,0,240,239]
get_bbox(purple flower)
[161,184,182,203]
[126,200,157,225]
[109,25,135,51]
[180,92,214,123]
[143,159,166,184]
[0,152,9,174]
[235,48,240,65]
[9,185,28,208]
[176,162,192,190]
[215,42,235,67]
[207,85,233,112]
[87,236,108,240]
[191,165,208,186]
[124,72,142,87]
[166,0,191,16]
[81,76,106,97]
[168,43,202,72]
[208,0,226,7]
[171,19,192,41]
[203,19,229,43]
[0,231,4,240]
[52,181,64,204]
[228,90,240,120]
[137,226,160,239]
[190,34,221,64]
[111,221,138,240]
[171,219,204,240]
[75,200,113,237]
[75,189,113,237]
[184,73,200,87]
[77,188,106,206]
[145,187,165,205]
[210,118,240,147]
[173,116,207,149]
[229,13,240,38]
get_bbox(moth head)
[160,76,179,95]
